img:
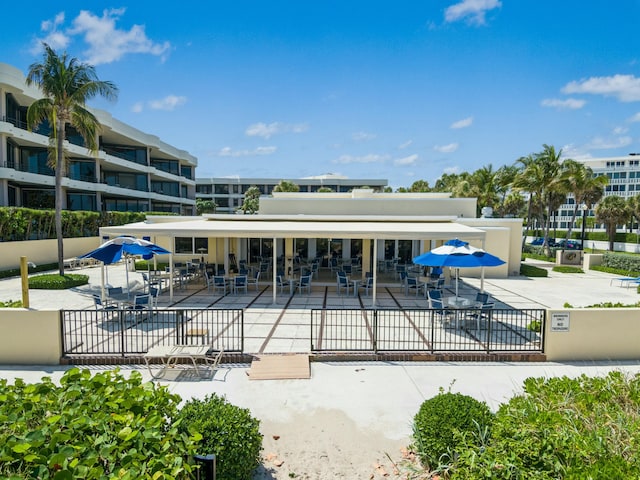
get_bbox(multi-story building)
[553,154,640,230]
[195,174,387,213]
[0,63,197,214]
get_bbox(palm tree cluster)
[393,143,640,253]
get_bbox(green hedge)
[525,229,639,243]
[602,252,640,273]
[552,266,584,273]
[520,264,548,277]
[28,274,89,289]
[0,207,176,242]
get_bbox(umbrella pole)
[125,255,130,298]
[101,263,106,302]
[481,267,485,293]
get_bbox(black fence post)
[193,454,216,480]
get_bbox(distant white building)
[553,154,640,230]
[195,174,387,213]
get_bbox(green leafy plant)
[527,320,541,332]
[451,372,640,479]
[28,273,89,289]
[0,368,198,479]
[412,390,494,470]
[0,299,23,308]
[520,263,548,277]
[176,393,263,480]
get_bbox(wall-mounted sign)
[551,312,570,332]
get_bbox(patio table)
[446,297,471,329]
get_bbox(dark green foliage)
[552,266,584,273]
[28,273,89,289]
[520,264,548,277]
[0,207,175,241]
[176,394,263,480]
[451,372,640,479]
[602,252,640,273]
[0,262,55,279]
[527,320,541,332]
[591,265,640,277]
[0,368,197,479]
[413,392,494,469]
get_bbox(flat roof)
[100,216,486,241]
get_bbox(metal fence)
[61,308,243,356]
[311,308,545,353]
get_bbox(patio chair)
[465,301,495,332]
[474,292,490,307]
[204,271,214,293]
[276,275,290,294]
[336,272,350,295]
[428,296,451,327]
[93,295,117,321]
[405,276,422,296]
[360,276,374,296]
[149,286,160,309]
[297,274,312,294]
[213,275,228,295]
[141,272,161,294]
[247,270,260,291]
[233,275,248,295]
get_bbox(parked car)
[557,239,582,250]
[530,237,559,247]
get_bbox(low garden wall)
[545,308,640,361]
[0,237,100,271]
[0,309,61,364]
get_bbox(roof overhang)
[100,215,486,241]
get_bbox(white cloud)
[562,74,640,102]
[70,9,171,64]
[33,9,171,64]
[148,95,187,111]
[443,166,460,175]
[245,122,309,139]
[450,116,473,129]
[444,0,502,25]
[434,143,459,153]
[540,98,586,110]
[217,146,277,157]
[560,144,592,161]
[394,154,418,166]
[31,12,69,53]
[629,112,640,122]
[131,102,144,113]
[352,131,377,141]
[585,136,633,150]
[613,126,629,135]
[333,154,389,164]
[398,140,413,149]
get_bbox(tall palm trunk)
[56,121,65,275]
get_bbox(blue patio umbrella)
[79,236,171,300]
[413,238,505,296]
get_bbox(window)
[175,237,209,254]
[214,184,229,195]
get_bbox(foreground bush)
[28,273,89,289]
[413,391,494,470]
[0,368,198,479]
[176,394,263,480]
[451,372,640,479]
[0,299,23,308]
[520,263,548,277]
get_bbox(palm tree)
[239,186,261,214]
[559,160,608,239]
[26,43,118,275]
[596,195,629,251]
[470,164,500,216]
[627,194,640,242]
[273,180,300,192]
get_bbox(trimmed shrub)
[413,391,494,469]
[0,368,198,479]
[602,252,640,273]
[552,266,584,273]
[28,273,89,289]
[520,263,548,277]
[527,320,541,332]
[176,393,263,480]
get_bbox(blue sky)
[3,1,640,189]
